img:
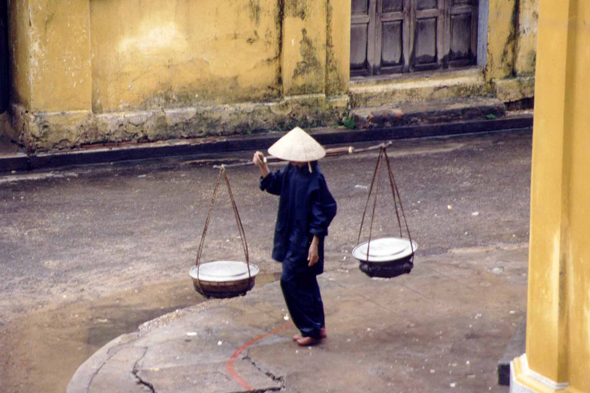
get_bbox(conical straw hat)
[268,127,326,162]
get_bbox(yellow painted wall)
[5,0,538,150]
[90,0,281,112]
[5,0,352,151]
[13,0,93,113]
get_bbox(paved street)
[0,130,532,392]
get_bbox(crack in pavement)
[243,353,284,389]
[85,344,128,393]
[226,323,291,390]
[131,347,156,393]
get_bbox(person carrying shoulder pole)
[253,127,337,346]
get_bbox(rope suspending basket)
[352,145,417,278]
[189,166,259,298]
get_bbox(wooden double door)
[351,0,478,76]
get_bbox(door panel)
[351,0,373,75]
[417,0,438,11]
[381,21,403,66]
[447,0,478,66]
[413,18,437,65]
[374,0,407,74]
[383,0,404,13]
[353,0,370,15]
[450,13,472,60]
[351,0,478,76]
[351,24,370,71]
[412,0,443,70]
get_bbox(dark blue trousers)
[280,253,325,339]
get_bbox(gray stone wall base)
[8,95,349,152]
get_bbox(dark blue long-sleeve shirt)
[259,162,337,275]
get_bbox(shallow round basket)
[189,261,260,299]
[352,237,417,278]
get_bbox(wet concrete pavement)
[0,130,532,392]
[67,244,528,393]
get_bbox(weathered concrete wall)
[8,97,348,151]
[349,68,489,108]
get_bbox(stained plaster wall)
[486,0,538,102]
[5,0,349,151]
[3,0,538,151]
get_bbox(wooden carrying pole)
[213,141,393,169]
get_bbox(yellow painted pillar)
[511,0,590,392]
[7,0,32,109]
[325,0,351,97]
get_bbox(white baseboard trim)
[510,354,569,392]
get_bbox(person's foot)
[293,327,326,341]
[295,336,320,346]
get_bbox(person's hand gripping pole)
[253,151,270,178]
